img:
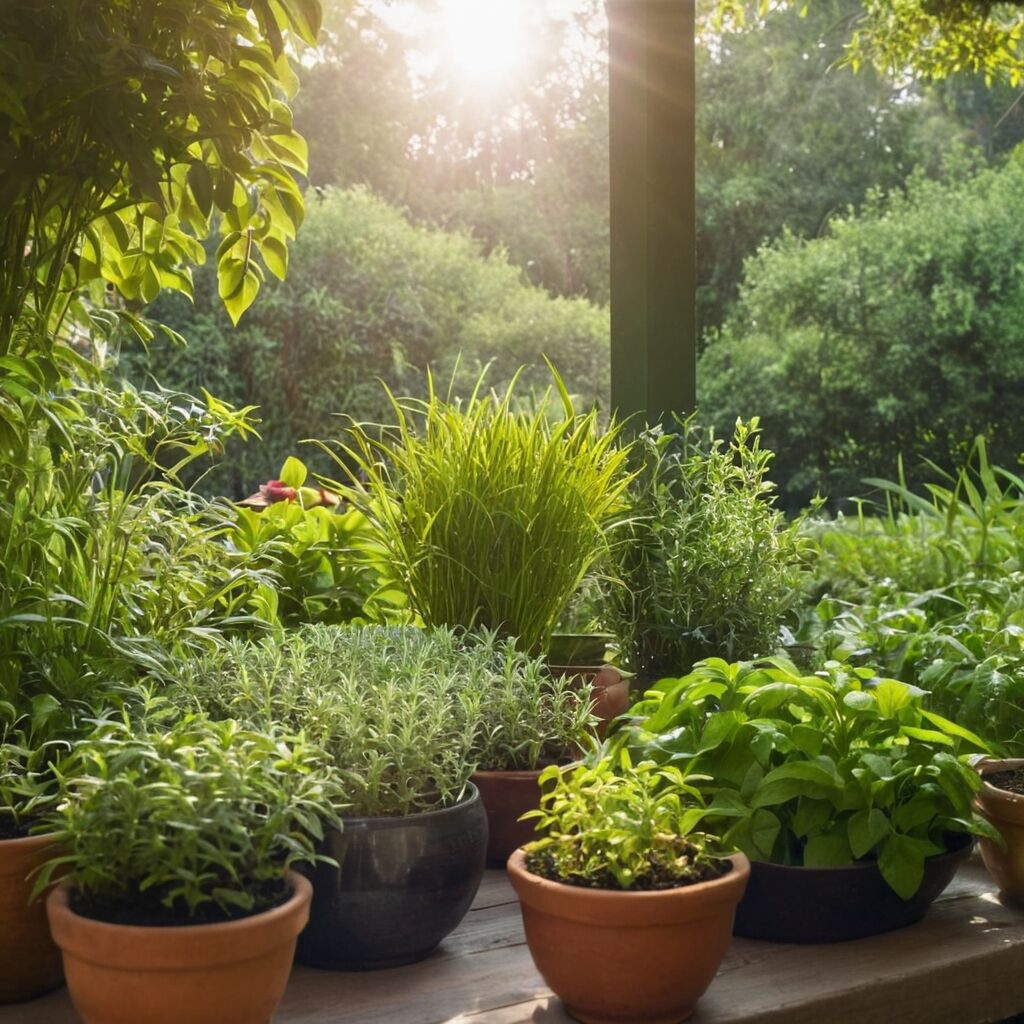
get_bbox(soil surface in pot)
[986,768,1024,796]
[524,848,731,892]
[69,878,293,928]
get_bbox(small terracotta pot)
[0,833,64,1004]
[550,664,630,732]
[507,849,749,1024]
[47,870,311,1024]
[975,757,1024,902]
[471,769,544,865]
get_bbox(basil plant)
[605,657,1000,899]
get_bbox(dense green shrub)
[604,416,805,682]
[122,188,611,497]
[699,157,1024,509]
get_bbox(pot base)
[734,833,972,943]
[565,1005,695,1024]
[296,785,487,971]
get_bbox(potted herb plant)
[327,366,633,670]
[974,757,1024,901]
[36,714,339,1024]
[607,656,998,942]
[604,417,805,689]
[180,624,489,969]
[507,755,748,1024]
[0,715,66,1004]
[462,636,597,864]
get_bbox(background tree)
[699,156,1024,508]
[125,188,610,496]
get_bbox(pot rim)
[47,869,311,941]
[338,781,481,829]
[471,768,544,782]
[976,757,1024,799]
[743,830,973,877]
[0,830,59,850]
[508,847,750,907]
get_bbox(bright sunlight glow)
[439,0,530,83]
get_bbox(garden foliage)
[700,159,1024,508]
[608,657,996,898]
[124,189,612,497]
[604,416,805,682]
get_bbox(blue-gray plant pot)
[295,784,487,970]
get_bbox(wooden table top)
[7,854,1024,1024]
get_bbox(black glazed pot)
[296,784,488,970]
[734,832,972,943]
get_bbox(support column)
[608,0,696,424]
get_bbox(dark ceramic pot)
[734,832,973,943]
[296,785,487,970]
[471,769,544,866]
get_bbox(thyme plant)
[606,416,805,681]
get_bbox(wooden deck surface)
[7,854,1024,1024]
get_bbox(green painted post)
[608,0,696,425]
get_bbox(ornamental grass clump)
[522,756,729,891]
[327,366,633,655]
[34,714,341,926]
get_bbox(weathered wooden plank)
[8,857,1024,1024]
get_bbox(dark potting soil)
[0,820,34,841]
[986,768,1024,796]
[525,848,731,892]
[70,877,292,928]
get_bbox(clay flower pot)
[0,833,64,1003]
[46,870,311,1024]
[471,768,544,865]
[507,849,750,1024]
[549,664,630,732]
[975,757,1024,902]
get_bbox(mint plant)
[608,657,1000,898]
[34,714,341,924]
[523,756,730,891]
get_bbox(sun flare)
[439,0,530,83]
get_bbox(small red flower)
[260,479,297,503]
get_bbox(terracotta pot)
[550,664,630,732]
[975,757,1024,901]
[46,870,311,1024]
[734,832,972,943]
[296,785,487,969]
[507,849,749,1024]
[471,769,544,865]
[0,832,64,1004]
